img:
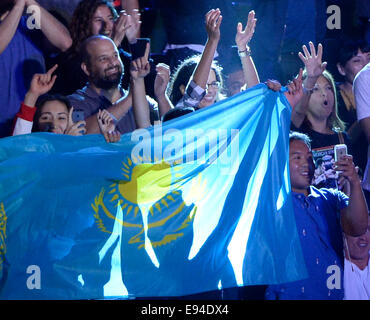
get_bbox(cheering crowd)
[0,0,370,300]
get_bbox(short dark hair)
[162,107,195,122]
[337,39,370,67]
[32,94,72,132]
[289,131,312,150]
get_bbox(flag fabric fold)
[0,84,307,299]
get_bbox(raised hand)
[284,68,304,109]
[154,63,170,99]
[235,10,257,51]
[97,109,120,143]
[29,64,58,96]
[112,10,130,47]
[205,9,222,42]
[130,42,150,80]
[24,64,58,107]
[65,107,86,136]
[298,42,327,87]
[125,9,141,44]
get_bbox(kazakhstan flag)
[0,84,307,299]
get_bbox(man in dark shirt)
[68,35,158,134]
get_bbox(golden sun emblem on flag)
[0,202,7,271]
[92,156,207,249]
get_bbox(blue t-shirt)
[0,16,45,137]
[265,187,348,300]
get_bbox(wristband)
[238,47,252,57]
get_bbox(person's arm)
[235,10,259,88]
[97,109,121,143]
[13,64,58,135]
[337,155,368,236]
[121,0,140,38]
[0,0,25,54]
[154,63,173,117]
[113,9,141,47]
[191,9,222,90]
[359,118,370,144]
[130,42,151,128]
[291,42,327,128]
[25,0,72,52]
[354,65,370,144]
[83,92,133,134]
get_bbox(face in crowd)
[198,69,221,109]
[90,4,115,39]
[225,69,245,97]
[37,100,69,134]
[307,75,335,122]
[338,49,370,85]
[289,138,315,196]
[345,216,370,264]
[82,37,123,90]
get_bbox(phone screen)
[72,110,84,123]
[130,38,150,60]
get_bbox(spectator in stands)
[167,9,259,111]
[290,42,353,191]
[67,35,155,134]
[354,62,370,208]
[0,0,72,138]
[265,131,368,300]
[336,39,370,173]
[166,9,224,110]
[51,0,140,95]
[218,10,259,97]
[12,64,86,136]
[219,47,246,97]
[13,63,121,143]
[343,214,370,300]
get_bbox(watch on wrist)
[238,46,252,57]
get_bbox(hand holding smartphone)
[130,38,150,60]
[334,144,347,162]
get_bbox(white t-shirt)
[344,257,370,300]
[354,63,370,191]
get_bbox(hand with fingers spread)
[235,10,257,51]
[25,64,58,106]
[205,8,222,43]
[125,9,142,44]
[65,107,86,136]
[97,109,121,143]
[154,63,170,100]
[112,11,131,47]
[298,42,327,89]
[130,42,150,80]
[284,68,304,109]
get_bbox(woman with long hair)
[291,42,353,190]
[51,0,140,95]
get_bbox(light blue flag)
[0,84,307,299]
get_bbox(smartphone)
[72,110,84,123]
[334,144,347,162]
[130,38,150,60]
